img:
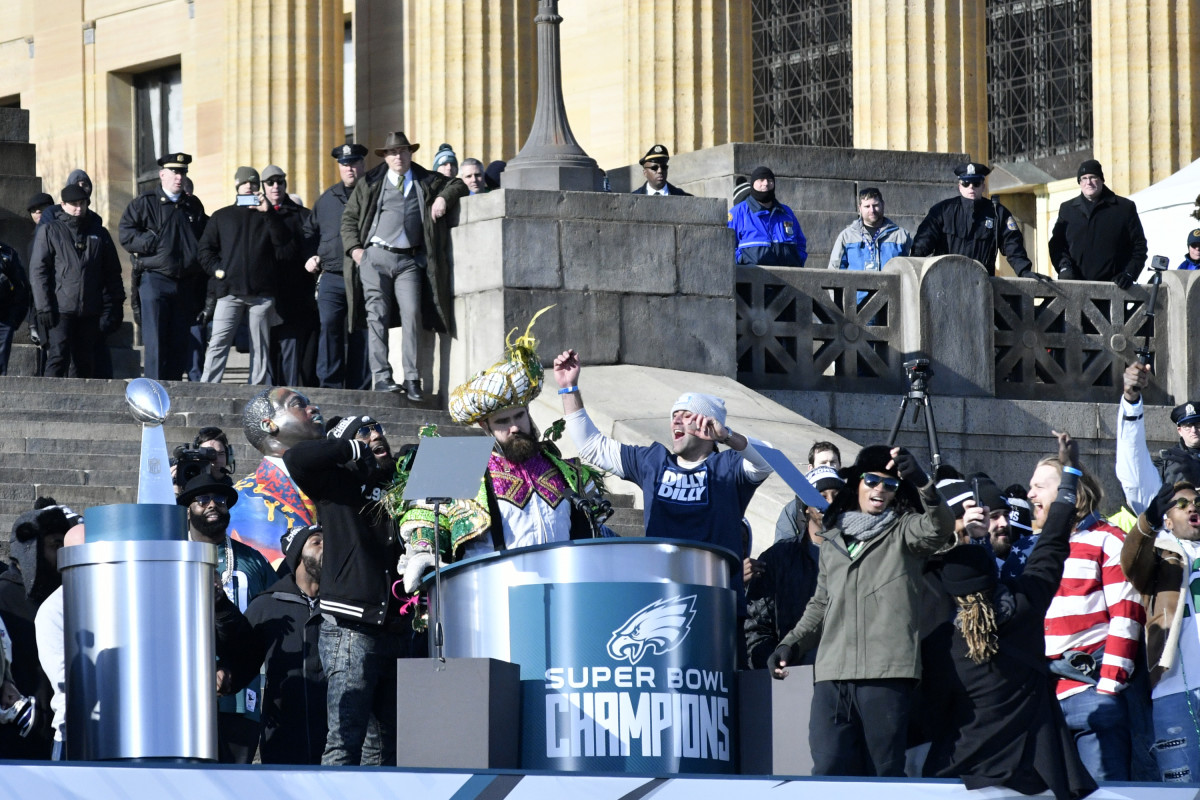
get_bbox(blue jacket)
[728,197,806,266]
[827,218,912,271]
[1177,256,1200,271]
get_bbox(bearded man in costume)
[389,310,612,593]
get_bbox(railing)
[736,256,1183,404]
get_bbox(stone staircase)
[0,376,642,561]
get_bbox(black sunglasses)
[960,178,984,187]
[861,473,900,492]
[264,177,286,186]
[192,494,229,507]
[358,422,385,438]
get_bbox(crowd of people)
[0,142,1186,389]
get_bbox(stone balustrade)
[738,256,1187,405]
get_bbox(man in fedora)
[630,144,692,196]
[340,131,468,400]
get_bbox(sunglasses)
[358,422,385,438]
[1173,497,1200,512]
[264,178,286,186]
[861,473,900,492]
[959,178,984,187]
[644,163,667,172]
[193,494,229,507]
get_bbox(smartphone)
[971,477,982,509]
[235,194,259,207]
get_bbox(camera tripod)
[886,359,943,471]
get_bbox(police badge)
[984,218,994,229]
[784,222,794,236]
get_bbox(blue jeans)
[318,618,400,766]
[1152,689,1200,782]
[1060,686,1131,781]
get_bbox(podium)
[417,537,739,774]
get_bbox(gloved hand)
[890,447,929,486]
[0,693,37,738]
[28,325,41,347]
[1113,272,1135,290]
[768,643,797,680]
[1058,267,1080,281]
[1146,479,1180,528]
[36,309,58,333]
[402,550,438,595]
[99,309,122,336]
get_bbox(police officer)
[303,144,370,389]
[728,165,806,266]
[631,144,693,196]
[911,162,1032,277]
[118,152,208,380]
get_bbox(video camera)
[170,445,219,488]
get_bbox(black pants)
[46,313,99,378]
[217,711,260,764]
[810,678,916,777]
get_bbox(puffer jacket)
[780,483,955,681]
[29,213,124,317]
[1121,510,1188,689]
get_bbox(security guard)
[631,144,693,196]
[728,165,806,266]
[118,152,208,380]
[302,144,370,389]
[911,162,1031,277]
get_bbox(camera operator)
[171,426,236,494]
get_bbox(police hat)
[1188,229,1200,247]
[1172,402,1200,427]
[954,162,991,179]
[332,143,368,165]
[639,144,670,166]
[158,152,192,171]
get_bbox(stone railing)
[737,256,1191,404]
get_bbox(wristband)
[558,386,579,395]
[1062,466,1082,476]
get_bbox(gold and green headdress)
[448,306,554,425]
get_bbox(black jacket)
[118,189,208,280]
[745,512,822,669]
[197,203,294,299]
[29,213,124,319]
[631,181,693,197]
[921,499,1096,800]
[1049,187,1147,282]
[304,181,366,333]
[0,243,31,327]
[244,574,325,764]
[267,197,317,325]
[1160,442,1200,487]
[283,438,398,626]
[912,196,1032,276]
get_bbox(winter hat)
[732,178,752,206]
[936,466,972,520]
[484,160,506,190]
[327,415,379,441]
[61,184,88,204]
[234,166,260,187]
[671,392,727,429]
[1077,159,1104,182]
[1003,485,1034,535]
[432,144,458,170]
[938,543,998,596]
[750,166,775,183]
[806,465,845,493]
[280,524,321,574]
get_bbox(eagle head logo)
[607,595,697,665]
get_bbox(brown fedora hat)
[374,131,420,157]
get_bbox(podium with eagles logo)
[406,537,739,774]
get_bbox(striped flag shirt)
[1044,518,1145,698]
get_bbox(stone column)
[851,0,987,159]
[1091,0,1200,193]
[223,0,342,202]
[393,0,535,164]
[502,0,602,191]
[617,0,752,162]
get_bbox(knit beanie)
[671,393,727,429]
[939,544,998,596]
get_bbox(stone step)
[0,483,137,505]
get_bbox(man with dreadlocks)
[922,432,1097,800]
[391,309,612,593]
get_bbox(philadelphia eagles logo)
[607,595,697,665]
